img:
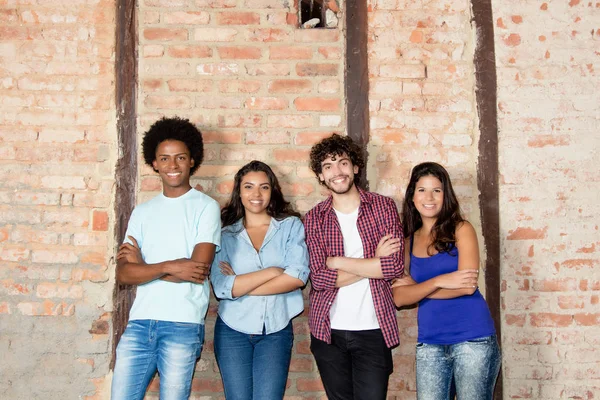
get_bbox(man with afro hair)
[304,134,405,400]
[112,117,221,400]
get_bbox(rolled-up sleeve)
[210,243,236,300]
[379,198,404,280]
[304,209,338,291]
[282,217,310,284]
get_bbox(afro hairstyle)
[142,116,204,175]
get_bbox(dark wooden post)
[471,0,502,398]
[345,0,370,189]
[111,0,138,369]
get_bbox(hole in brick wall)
[299,0,339,29]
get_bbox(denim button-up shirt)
[210,216,310,335]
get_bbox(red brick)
[270,46,312,60]
[217,11,260,25]
[297,378,325,392]
[295,131,336,146]
[246,131,291,145]
[294,97,340,112]
[530,313,573,327]
[167,79,213,92]
[17,300,75,317]
[281,182,315,196]
[163,11,210,24]
[295,29,339,42]
[218,114,262,128]
[507,227,548,240]
[92,210,108,231]
[246,63,290,76]
[194,27,238,41]
[273,149,311,162]
[268,115,313,129]
[144,95,192,110]
[218,46,262,59]
[219,79,261,93]
[245,97,288,110]
[296,63,338,77]
[318,46,342,59]
[246,28,290,42]
[167,45,212,58]
[143,28,188,41]
[197,63,239,76]
[574,313,600,326]
[268,79,312,94]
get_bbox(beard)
[324,175,355,195]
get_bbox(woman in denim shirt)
[210,160,310,400]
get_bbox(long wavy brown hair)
[402,162,464,255]
[221,161,300,228]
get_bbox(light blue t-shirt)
[126,188,221,324]
[210,216,309,335]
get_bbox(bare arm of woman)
[391,226,479,307]
[425,221,480,299]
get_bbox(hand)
[165,259,210,284]
[375,234,402,258]
[219,261,236,276]
[434,269,479,290]
[391,275,416,287]
[117,236,143,264]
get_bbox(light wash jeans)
[111,319,204,400]
[416,335,501,400]
[214,316,293,400]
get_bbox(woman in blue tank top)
[389,162,501,400]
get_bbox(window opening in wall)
[299,0,339,29]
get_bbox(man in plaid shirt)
[304,134,405,400]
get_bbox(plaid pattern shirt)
[304,187,404,348]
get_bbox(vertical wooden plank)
[345,0,370,189]
[471,0,502,398]
[111,0,138,370]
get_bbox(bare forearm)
[392,280,440,307]
[116,262,167,285]
[335,270,364,288]
[249,274,304,295]
[329,257,384,279]
[231,268,282,298]
[426,287,476,299]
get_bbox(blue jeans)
[214,316,293,400]
[111,319,204,400]
[416,335,501,400]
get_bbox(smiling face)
[318,153,359,195]
[152,139,194,198]
[240,171,272,217]
[412,175,444,221]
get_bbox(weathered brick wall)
[0,1,116,399]
[136,0,344,398]
[494,1,600,399]
[367,0,480,396]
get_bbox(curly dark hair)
[402,162,464,255]
[142,116,204,175]
[221,161,301,228]
[309,134,365,186]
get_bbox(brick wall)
[494,1,600,398]
[1,0,598,399]
[0,0,116,398]
[367,0,480,396]
[136,0,344,398]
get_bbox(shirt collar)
[321,186,371,214]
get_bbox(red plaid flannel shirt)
[304,187,404,348]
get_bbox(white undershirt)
[329,207,380,330]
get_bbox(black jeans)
[310,329,393,400]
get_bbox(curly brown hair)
[309,134,365,186]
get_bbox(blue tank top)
[410,237,495,345]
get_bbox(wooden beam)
[471,0,502,398]
[111,0,138,370]
[345,0,370,189]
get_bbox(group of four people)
[111,117,501,400]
